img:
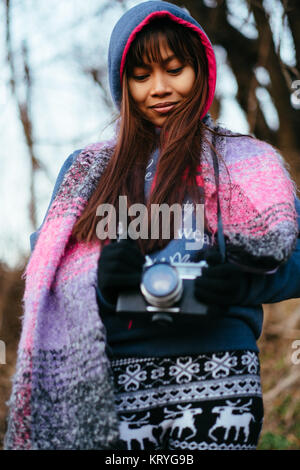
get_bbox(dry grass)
[258,300,300,449]
[0,265,23,449]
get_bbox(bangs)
[125,19,199,75]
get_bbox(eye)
[168,67,184,75]
[132,74,149,81]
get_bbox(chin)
[151,116,168,127]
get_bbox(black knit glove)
[194,248,253,306]
[97,238,145,306]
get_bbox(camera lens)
[141,263,183,307]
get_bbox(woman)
[5,1,300,450]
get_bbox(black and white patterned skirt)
[110,351,264,450]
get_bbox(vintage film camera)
[116,259,209,324]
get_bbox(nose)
[150,71,171,96]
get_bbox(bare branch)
[264,368,300,403]
[4,0,49,229]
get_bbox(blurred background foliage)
[0,0,300,450]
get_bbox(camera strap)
[211,133,226,263]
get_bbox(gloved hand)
[194,248,253,306]
[97,238,145,306]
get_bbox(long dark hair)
[72,18,247,253]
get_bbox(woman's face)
[128,38,196,127]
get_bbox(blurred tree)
[4,0,50,229]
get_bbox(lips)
[150,102,178,114]
[151,102,178,108]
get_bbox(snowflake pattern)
[204,352,238,378]
[169,357,200,383]
[241,351,259,374]
[118,363,147,391]
[111,352,261,394]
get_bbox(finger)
[105,272,142,288]
[114,249,145,268]
[201,264,238,279]
[117,237,143,252]
[195,277,233,295]
[194,279,233,304]
[101,238,141,253]
[122,272,143,287]
[194,286,224,304]
[113,237,144,255]
[195,288,232,305]
[100,243,145,266]
[108,261,143,276]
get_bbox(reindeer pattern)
[208,399,255,442]
[118,399,259,449]
[118,412,159,450]
[113,353,263,449]
[118,405,204,450]
[160,404,203,441]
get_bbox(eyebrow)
[135,55,178,69]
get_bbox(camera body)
[116,259,208,324]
